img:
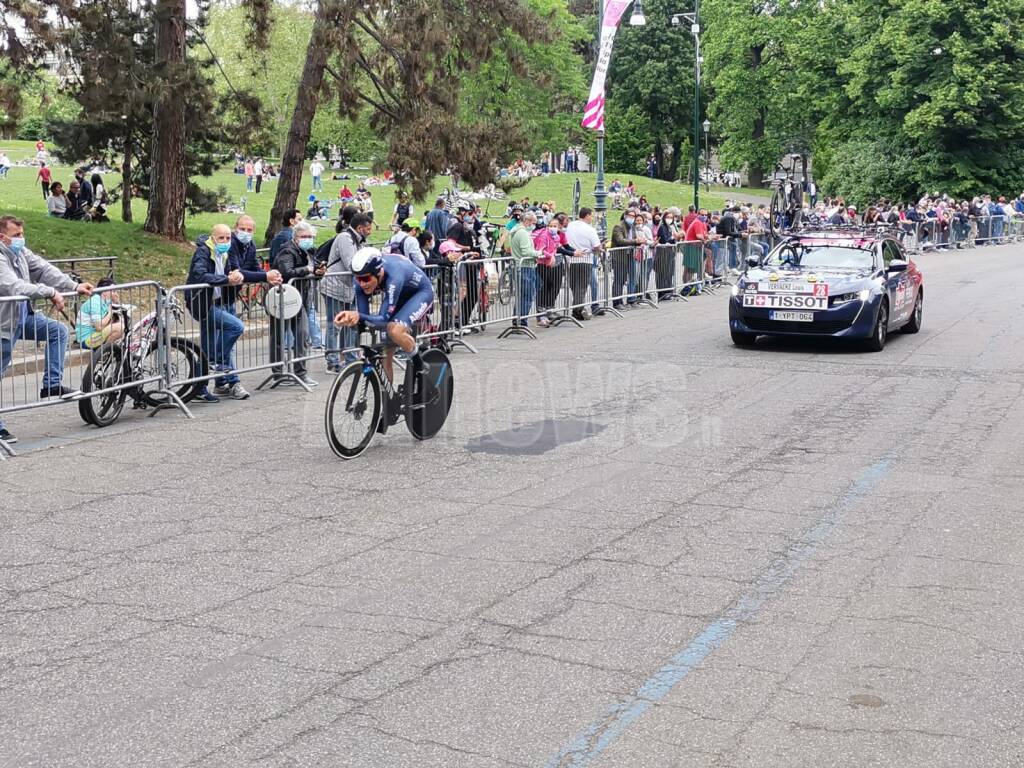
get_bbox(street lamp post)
[672,2,702,212]
[593,0,645,240]
[702,118,710,193]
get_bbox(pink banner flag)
[581,0,631,131]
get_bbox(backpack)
[385,235,410,257]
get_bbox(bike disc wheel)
[79,347,128,428]
[406,348,454,441]
[325,362,382,459]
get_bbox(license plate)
[770,311,814,322]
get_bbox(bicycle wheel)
[78,346,128,427]
[497,267,513,305]
[406,348,454,441]
[769,188,784,239]
[139,337,205,407]
[789,185,804,229]
[325,361,382,459]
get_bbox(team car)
[728,227,924,351]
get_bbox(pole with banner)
[583,0,632,240]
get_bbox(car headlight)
[832,289,871,305]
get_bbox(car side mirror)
[746,255,761,268]
[887,259,908,273]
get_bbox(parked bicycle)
[769,154,806,239]
[78,293,208,427]
[324,338,454,459]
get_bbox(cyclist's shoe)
[0,428,17,444]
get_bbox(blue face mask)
[8,237,25,253]
[235,231,253,245]
[625,217,635,226]
[214,242,231,255]
[298,237,315,251]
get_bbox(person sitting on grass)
[75,277,124,351]
[64,180,92,222]
[46,182,68,218]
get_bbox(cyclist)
[333,247,434,385]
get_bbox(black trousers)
[536,263,565,312]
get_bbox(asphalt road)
[2,243,1023,768]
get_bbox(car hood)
[742,265,879,292]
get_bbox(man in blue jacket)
[186,221,278,401]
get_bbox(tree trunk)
[748,44,766,189]
[264,1,336,247]
[144,0,187,240]
[121,128,133,223]
[654,138,664,181]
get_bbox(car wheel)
[731,328,758,347]
[863,299,889,352]
[903,290,923,334]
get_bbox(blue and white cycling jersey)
[355,255,434,330]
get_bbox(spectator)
[46,182,68,218]
[89,173,109,222]
[36,162,52,201]
[387,218,426,267]
[244,158,254,191]
[360,190,375,226]
[0,214,93,442]
[715,206,742,272]
[0,152,11,179]
[64,180,92,222]
[269,209,302,262]
[310,158,324,191]
[532,213,567,327]
[269,220,322,387]
[75,277,124,351]
[610,208,641,309]
[565,207,602,320]
[508,210,541,327]
[683,208,710,290]
[340,184,353,201]
[449,204,481,325]
[424,197,450,256]
[253,157,264,193]
[75,170,94,210]
[185,224,252,401]
[391,192,413,229]
[321,212,372,373]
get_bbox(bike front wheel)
[769,188,785,239]
[79,346,128,427]
[497,268,513,305]
[325,361,383,459]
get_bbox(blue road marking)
[544,455,894,768]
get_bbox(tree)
[833,0,1024,196]
[701,0,830,187]
[605,0,698,180]
[264,0,547,244]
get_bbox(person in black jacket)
[268,220,323,386]
[184,224,256,401]
[715,206,743,271]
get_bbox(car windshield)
[765,244,875,270]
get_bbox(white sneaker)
[229,383,250,400]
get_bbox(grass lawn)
[0,138,731,285]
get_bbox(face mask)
[625,217,635,225]
[8,236,25,253]
[298,237,315,251]
[699,215,708,223]
[548,226,558,234]
[235,231,253,245]
[464,216,475,224]
[665,218,674,225]
[214,242,231,255]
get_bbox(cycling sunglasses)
[354,273,376,284]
